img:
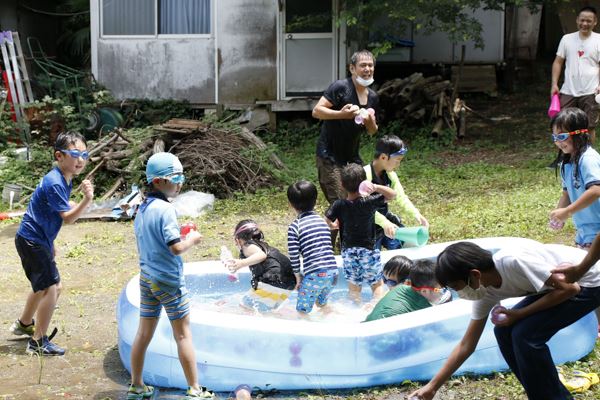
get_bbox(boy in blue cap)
[128,152,214,399]
[11,131,93,356]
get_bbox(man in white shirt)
[552,6,600,143]
[409,241,600,400]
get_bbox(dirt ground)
[0,220,428,400]
[0,82,551,399]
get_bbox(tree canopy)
[341,0,556,54]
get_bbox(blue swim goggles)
[59,149,90,160]
[163,173,186,184]
[552,129,588,142]
[389,147,408,157]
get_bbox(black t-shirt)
[369,163,391,217]
[239,240,296,290]
[316,78,379,165]
[325,194,386,250]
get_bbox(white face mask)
[356,76,374,87]
[457,277,488,301]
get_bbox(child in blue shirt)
[11,131,94,356]
[287,180,339,314]
[129,152,214,399]
[549,107,600,247]
[325,164,396,303]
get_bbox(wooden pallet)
[451,65,497,96]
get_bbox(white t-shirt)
[471,242,600,320]
[556,31,600,97]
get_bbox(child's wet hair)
[287,180,317,212]
[54,131,86,160]
[341,163,366,193]
[551,108,590,181]
[410,259,438,288]
[383,255,413,282]
[374,135,405,158]
[234,219,264,242]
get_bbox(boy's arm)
[170,230,202,255]
[60,179,94,224]
[496,274,580,326]
[373,183,395,201]
[409,318,487,400]
[388,172,423,224]
[552,233,600,282]
[287,224,302,276]
[325,217,339,230]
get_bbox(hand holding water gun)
[354,107,375,125]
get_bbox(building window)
[102,0,211,36]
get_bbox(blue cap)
[145,152,184,183]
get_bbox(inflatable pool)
[117,237,598,391]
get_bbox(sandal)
[558,367,599,393]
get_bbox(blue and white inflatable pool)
[116,237,597,391]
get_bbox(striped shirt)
[288,211,338,275]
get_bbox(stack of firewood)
[377,73,459,137]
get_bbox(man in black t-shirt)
[313,50,379,247]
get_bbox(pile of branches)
[171,123,283,198]
[378,73,459,137]
[83,130,154,200]
[82,119,285,199]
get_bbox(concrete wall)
[216,0,277,104]
[96,39,216,103]
[92,0,277,104]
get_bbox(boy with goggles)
[11,131,94,356]
[365,259,446,322]
[128,152,214,399]
[363,135,429,250]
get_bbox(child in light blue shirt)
[549,107,600,247]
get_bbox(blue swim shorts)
[296,269,338,314]
[139,274,190,320]
[342,247,383,287]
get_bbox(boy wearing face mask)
[365,259,447,322]
[409,241,600,400]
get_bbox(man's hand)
[552,262,585,284]
[340,103,359,119]
[408,383,436,400]
[492,308,520,327]
[551,83,560,96]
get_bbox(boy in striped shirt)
[287,181,339,314]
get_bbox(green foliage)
[0,144,54,189]
[340,0,553,52]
